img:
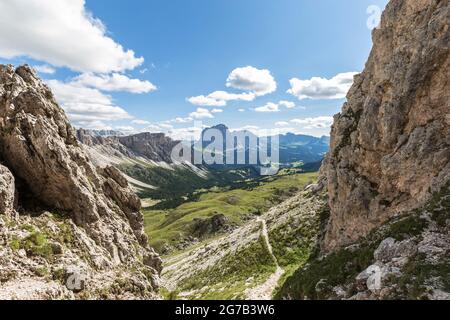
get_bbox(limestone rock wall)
[0,65,161,299]
[323,0,450,251]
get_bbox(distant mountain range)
[79,129,126,137]
[76,126,330,206]
[200,124,329,166]
[78,125,330,167]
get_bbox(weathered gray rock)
[0,64,162,299]
[0,164,15,216]
[373,238,416,263]
[118,132,179,163]
[77,129,179,163]
[322,0,450,251]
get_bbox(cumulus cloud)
[73,73,156,93]
[187,95,226,107]
[144,124,165,132]
[226,66,277,96]
[255,102,280,113]
[0,0,143,73]
[166,126,204,141]
[211,108,223,113]
[34,64,56,74]
[279,100,295,109]
[115,126,137,134]
[188,90,255,107]
[290,116,334,129]
[288,72,358,100]
[254,100,297,113]
[132,119,151,125]
[238,108,246,112]
[47,80,132,125]
[159,123,174,129]
[275,121,290,127]
[74,120,112,130]
[189,108,214,119]
[188,66,276,107]
[170,117,193,124]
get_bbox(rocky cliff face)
[119,133,179,163]
[323,0,450,251]
[77,129,179,164]
[0,65,161,299]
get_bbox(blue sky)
[0,0,388,139]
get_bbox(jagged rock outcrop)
[76,129,179,165]
[0,65,161,299]
[323,0,450,251]
[118,132,179,163]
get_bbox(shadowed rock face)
[322,0,450,251]
[0,65,161,298]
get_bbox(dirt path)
[245,218,285,300]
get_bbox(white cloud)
[47,80,132,125]
[0,0,143,73]
[144,124,164,132]
[34,64,56,74]
[254,100,297,113]
[211,108,223,113]
[187,66,276,107]
[231,116,334,137]
[115,126,137,134]
[188,90,255,107]
[73,120,112,130]
[288,72,357,100]
[187,95,226,107]
[226,66,277,96]
[290,116,334,129]
[209,91,255,102]
[132,119,151,125]
[238,108,246,112]
[170,117,193,124]
[189,108,214,119]
[239,125,259,131]
[166,126,204,141]
[279,100,295,109]
[254,102,280,113]
[159,123,174,129]
[73,73,156,93]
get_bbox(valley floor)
[147,174,327,300]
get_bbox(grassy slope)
[119,162,262,209]
[174,236,278,300]
[161,186,327,300]
[144,172,318,253]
